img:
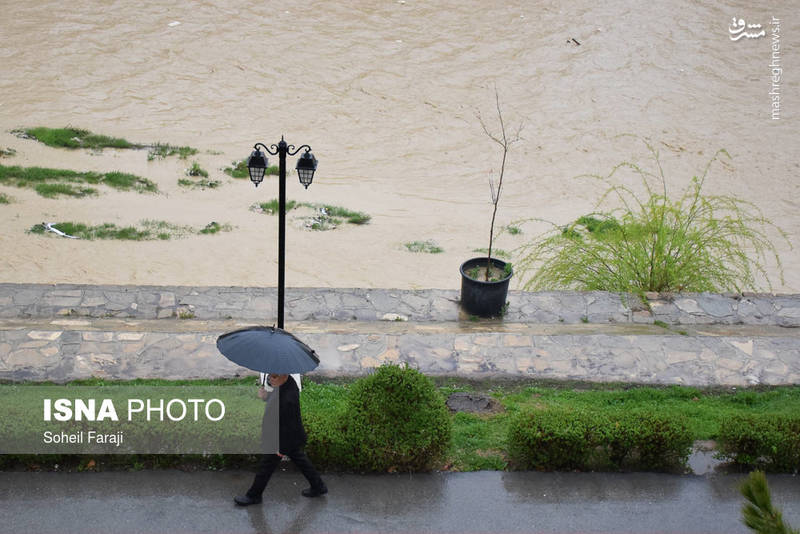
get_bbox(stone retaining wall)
[2,322,798,386]
[1,284,799,326]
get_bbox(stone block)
[503,335,532,348]
[697,295,736,318]
[40,346,59,358]
[6,349,47,367]
[82,332,114,342]
[12,289,42,306]
[80,297,107,307]
[665,351,698,364]
[453,336,472,352]
[27,331,62,341]
[376,348,400,363]
[729,339,754,356]
[674,298,702,314]
[50,290,83,298]
[473,336,496,347]
[118,333,145,341]
[19,341,49,349]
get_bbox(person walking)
[234,373,327,506]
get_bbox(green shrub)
[307,364,451,472]
[717,414,800,472]
[508,409,593,470]
[344,364,451,471]
[602,410,693,471]
[507,408,692,472]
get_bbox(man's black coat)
[261,377,307,453]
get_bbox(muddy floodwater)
[0,1,797,291]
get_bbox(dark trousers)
[247,449,325,498]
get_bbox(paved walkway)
[2,470,800,534]
[1,284,799,385]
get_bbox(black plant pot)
[459,257,513,318]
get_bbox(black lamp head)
[247,148,269,187]
[296,150,317,189]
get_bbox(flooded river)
[0,0,797,291]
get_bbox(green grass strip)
[28,220,230,240]
[0,165,158,198]
[3,379,800,472]
[20,127,136,150]
[147,143,198,160]
[317,204,371,225]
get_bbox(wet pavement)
[1,469,799,534]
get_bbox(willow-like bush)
[514,140,787,293]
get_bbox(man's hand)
[257,386,268,401]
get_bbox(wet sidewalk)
[2,469,799,534]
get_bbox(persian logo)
[729,17,765,40]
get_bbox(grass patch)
[29,220,230,240]
[17,127,136,150]
[224,160,279,179]
[405,240,444,254]
[0,192,12,204]
[300,204,371,231]
[250,200,370,230]
[252,199,301,215]
[186,162,208,178]
[147,143,198,161]
[0,165,158,198]
[505,225,522,235]
[178,178,221,189]
[473,247,511,259]
[35,183,97,198]
[198,221,232,235]
[317,205,371,225]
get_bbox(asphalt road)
[1,469,799,534]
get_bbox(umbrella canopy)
[216,326,320,374]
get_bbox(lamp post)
[247,136,318,329]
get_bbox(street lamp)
[247,136,318,329]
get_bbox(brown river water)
[0,0,798,291]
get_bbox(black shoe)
[301,485,328,498]
[234,494,262,506]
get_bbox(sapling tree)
[477,87,523,281]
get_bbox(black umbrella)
[216,326,320,374]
